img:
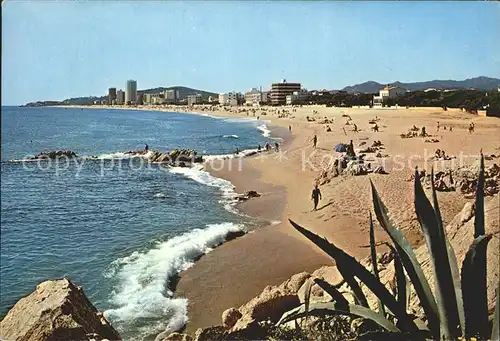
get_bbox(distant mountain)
[23,86,218,107]
[341,76,500,94]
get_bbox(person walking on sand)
[437,121,440,132]
[312,135,318,148]
[311,184,322,211]
[289,125,292,132]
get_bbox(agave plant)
[279,155,499,340]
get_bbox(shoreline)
[33,104,500,335]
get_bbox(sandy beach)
[60,104,500,332]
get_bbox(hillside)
[342,76,500,93]
[23,86,218,107]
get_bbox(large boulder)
[232,285,300,331]
[0,278,121,341]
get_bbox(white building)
[373,85,406,107]
[187,94,202,106]
[244,88,264,106]
[219,92,244,106]
[285,89,310,105]
[164,89,179,103]
[125,80,138,104]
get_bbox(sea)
[0,106,274,340]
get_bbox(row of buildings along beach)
[104,79,486,108]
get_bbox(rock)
[460,202,475,224]
[163,332,193,341]
[222,308,242,329]
[33,150,77,159]
[225,230,245,242]
[233,286,300,331]
[245,190,261,198]
[0,278,121,341]
[194,326,225,341]
[279,271,311,294]
[235,190,261,202]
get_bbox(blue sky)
[2,1,499,105]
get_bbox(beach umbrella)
[334,143,348,152]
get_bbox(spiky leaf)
[461,234,492,338]
[278,301,400,332]
[370,181,440,335]
[385,242,407,312]
[370,212,386,316]
[313,278,349,309]
[289,219,418,332]
[432,171,465,335]
[303,278,313,325]
[414,170,461,339]
[446,238,465,336]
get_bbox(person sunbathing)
[434,175,449,191]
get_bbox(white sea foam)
[257,124,271,137]
[222,134,239,139]
[153,193,166,198]
[89,151,153,160]
[202,148,260,163]
[169,165,238,212]
[104,222,245,341]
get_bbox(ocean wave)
[222,134,239,139]
[257,124,271,137]
[6,158,40,163]
[103,222,246,341]
[202,148,260,163]
[85,151,153,160]
[168,165,238,212]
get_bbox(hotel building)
[125,80,138,105]
[270,80,301,105]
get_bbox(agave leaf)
[432,169,465,336]
[303,278,313,325]
[289,219,418,332]
[414,170,461,339]
[278,301,400,332]
[340,290,361,305]
[492,281,500,341]
[446,238,465,336]
[370,181,440,335]
[474,154,485,237]
[314,278,349,309]
[385,242,407,312]
[370,212,386,317]
[461,234,492,338]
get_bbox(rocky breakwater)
[125,148,204,167]
[30,150,78,159]
[0,278,121,341]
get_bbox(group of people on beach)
[257,142,280,153]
